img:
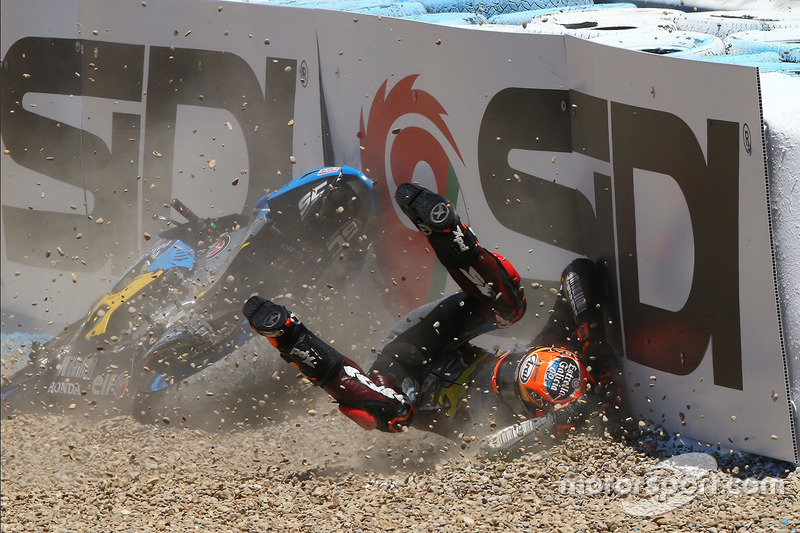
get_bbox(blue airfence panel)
[405,12,490,23]
[693,51,800,75]
[488,3,636,25]
[417,0,593,17]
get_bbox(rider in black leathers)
[243,183,618,453]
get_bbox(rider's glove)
[483,413,557,457]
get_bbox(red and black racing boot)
[560,259,604,346]
[243,296,413,432]
[395,182,478,265]
[395,183,526,326]
[531,259,617,382]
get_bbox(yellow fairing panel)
[85,270,163,338]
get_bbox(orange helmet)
[493,346,591,414]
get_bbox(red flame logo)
[359,75,465,315]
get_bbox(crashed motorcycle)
[1,166,378,427]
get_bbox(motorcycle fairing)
[150,328,188,352]
[84,239,199,338]
[252,166,345,216]
[148,239,195,272]
[85,270,164,338]
[2,166,379,422]
[251,165,377,221]
[138,316,253,394]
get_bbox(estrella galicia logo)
[544,357,581,402]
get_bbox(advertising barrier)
[1,0,796,463]
[1,0,324,328]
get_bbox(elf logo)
[92,373,128,396]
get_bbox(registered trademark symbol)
[300,60,308,88]
[743,123,752,155]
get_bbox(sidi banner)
[314,13,795,462]
[564,37,792,463]
[1,0,324,327]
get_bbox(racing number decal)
[298,182,328,218]
[327,220,360,253]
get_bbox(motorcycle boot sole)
[395,183,456,235]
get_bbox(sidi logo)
[478,88,743,390]
[1,37,298,273]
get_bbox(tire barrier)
[590,27,726,58]
[417,0,592,17]
[523,7,684,39]
[475,4,795,67]
[248,0,430,17]
[247,0,799,71]
[673,9,800,39]
[621,0,799,12]
[407,11,490,24]
[487,2,636,26]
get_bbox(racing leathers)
[244,182,617,453]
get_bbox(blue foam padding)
[417,0,592,17]
[692,52,800,75]
[488,3,637,25]
[406,11,490,23]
